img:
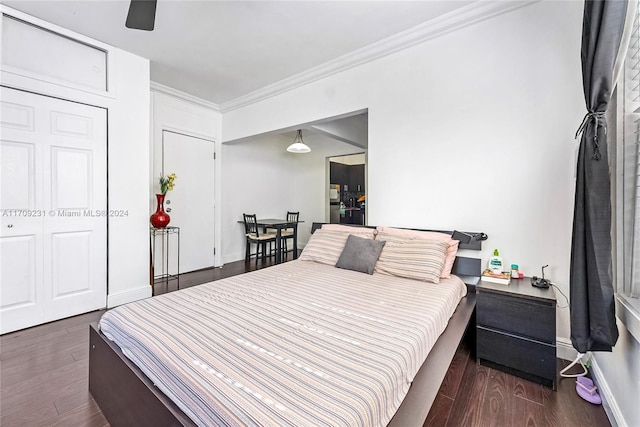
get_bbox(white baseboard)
[107,285,152,308]
[224,251,245,264]
[591,356,624,427]
[556,337,578,361]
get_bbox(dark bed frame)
[89,226,484,427]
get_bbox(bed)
[89,225,483,427]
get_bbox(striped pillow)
[374,235,449,283]
[320,224,376,238]
[300,229,373,266]
[376,227,459,278]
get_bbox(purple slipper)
[576,376,602,405]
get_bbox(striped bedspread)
[99,260,467,427]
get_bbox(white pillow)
[300,228,373,266]
[374,237,449,283]
[376,228,459,278]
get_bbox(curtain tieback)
[575,111,606,161]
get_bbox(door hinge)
[214,247,216,255]
[214,152,216,160]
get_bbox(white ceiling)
[1,0,475,106]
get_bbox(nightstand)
[476,277,557,389]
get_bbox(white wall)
[223,0,583,339]
[221,133,363,262]
[1,7,152,307]
[150,87,223,266]
[105,50,151,306]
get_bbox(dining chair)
[280,211,299,258]
[243,214,277,264]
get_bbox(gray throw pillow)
[336,234,386,274]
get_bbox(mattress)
[99,260,467,427]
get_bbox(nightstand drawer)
[477,327,556,381]
[477,291,555,343]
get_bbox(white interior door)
[162,130,215,273]
[0,87,107,334]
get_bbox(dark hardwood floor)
[1,254,611,427]
[152,250,291,295]
[424,342,611,427]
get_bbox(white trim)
[616,295,640,343]
[107,285,152,308]
[220,0,538,112]
[556,337,578,361]
[160,124,217,145]
[150,81,221,112]
[591,356,624,427]
[612,0,638,85]
[226,251,246,264]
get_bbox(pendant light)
[286,129,311,153]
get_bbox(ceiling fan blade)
[125,0,157,31]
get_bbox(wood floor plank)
[479,370,514,427]
[0,398,59,426]
[1,341,87,386]
[437,340,470,399]
[426,350,610,427]
[1,358,89,405]
[512,376,545,405]
[423,393,454,427]
[1,368,92,425]
[71,346,89,362]
[0,311,103,351]
[512,390,549,427]
[1,321,91,360]
[53,378,93,415]
[445,356,491,426]
[0,327,70,359]
[0,338,83,369]
[542,376,611,427]
[39,399,108,427]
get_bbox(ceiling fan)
[125,0,157,31]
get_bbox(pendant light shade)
[287,129,311,153]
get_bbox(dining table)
[240,218,304,264]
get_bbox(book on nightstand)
[481,269,511,285]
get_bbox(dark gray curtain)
[570,0,629,353]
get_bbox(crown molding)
[151,81,221,112]
[221,0,538,113]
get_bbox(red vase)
[150,193,170,228]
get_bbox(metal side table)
[150,226,180,294]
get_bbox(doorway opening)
[329,153,366,225]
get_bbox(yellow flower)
[159,172,178,194]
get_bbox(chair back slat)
[243,214,259,237]
[287,211,299,223]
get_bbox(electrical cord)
[532,269,586,379]
[560,352,588,378]
[549,282,587,378]
[550,283,569,309]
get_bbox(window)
[615,0,640,341]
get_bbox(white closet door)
[0,87,107,333]
[162,130,215,273]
